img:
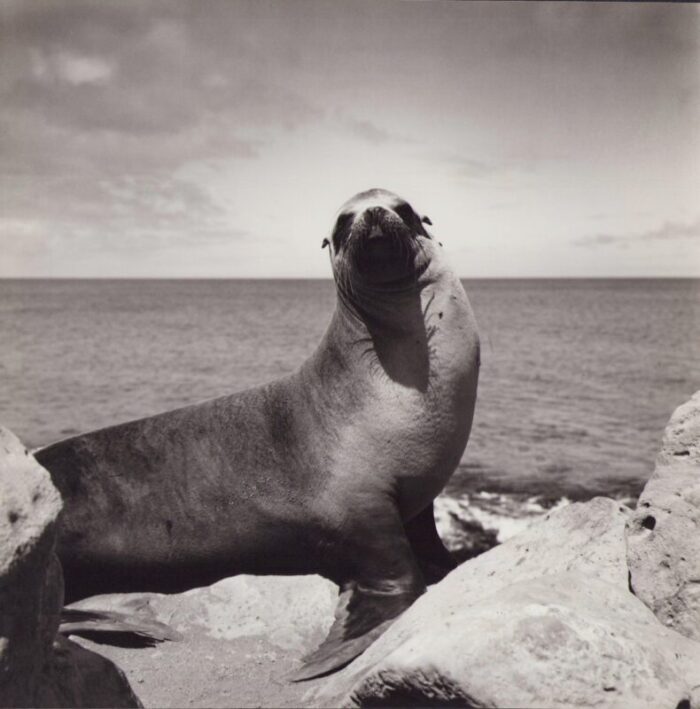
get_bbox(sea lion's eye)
[394,203,417,225]
[332,213,353,251]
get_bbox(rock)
[67,575,338,708]
[310,498,700,708]
[36,636,143,708]
[0,426,64,706]
[627,390,700,641]
[0,425,141,708]
[70,574,338,652]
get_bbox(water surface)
[2,278,698,506]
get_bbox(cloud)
[50,51,115,85]
[1,0,697,277]
[342,115,394,145]
[0,1,327,267]
[336,111,395,145]
[575,217,700,247]
[501,3,699,66]
[0,1,323,153]
[329,108,415,146]
[0,170,244,258]
[448,156,501,179]
[427,151,510,180]
[2,1,323,136]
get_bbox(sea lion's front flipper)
[290,582,420,681]
[290,507,425,682]
[404,501,457,584]
[59,607,182,644]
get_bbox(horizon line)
[1,275,699,281]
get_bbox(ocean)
[2,278,698,546]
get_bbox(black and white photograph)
[1,1,699,706]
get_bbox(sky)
[1,0,699,278]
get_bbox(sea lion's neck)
[325,268,449,392]
[336,284,426,337]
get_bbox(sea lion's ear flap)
[420,214,434,240]
[321,238,330,249]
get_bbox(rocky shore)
[0,427,140,707]
[2,392,699,708]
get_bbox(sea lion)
[35,188,480,680]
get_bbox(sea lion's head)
[324,189,436,292]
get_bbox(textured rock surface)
[627,390,700,642]
[0,425,141,708]
[310,498,700,708]
[37,636,143,708]
[1,426,64,706]
[68,575,337,708]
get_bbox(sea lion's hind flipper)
[289,582,420,682]
[59,607,182,646]
[404,501,457,585]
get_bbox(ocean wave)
[434,491,637,563]
[435,492,564,555]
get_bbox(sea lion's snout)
[354,206,409,244]
[351,207,419,281]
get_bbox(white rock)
[1,425,64,705]
[0,425,141,708]
[72,574,338,653]
[627,390,700,641]
[310,498,700,708]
